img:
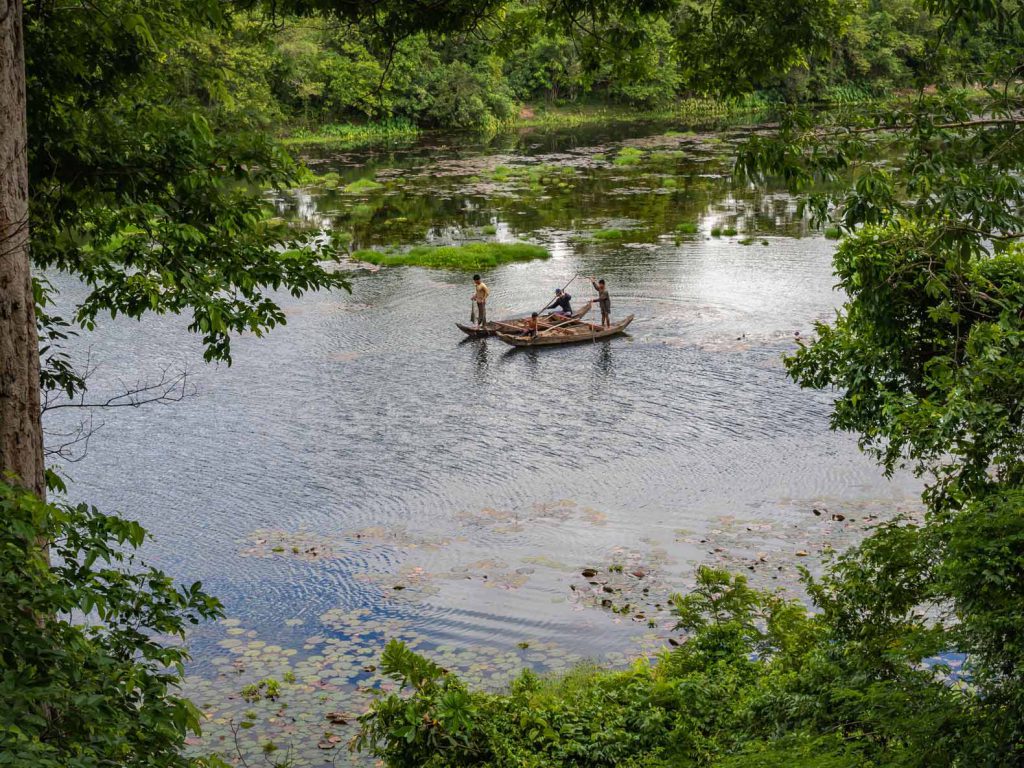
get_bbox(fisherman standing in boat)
[591,277,611,327]
[472,274,490,328]
[544,287,573,317]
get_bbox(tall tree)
[1,0,43,498]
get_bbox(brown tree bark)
[1,0,45,499]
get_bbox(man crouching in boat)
[544,287,573,317]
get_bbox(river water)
[47,119,921,765]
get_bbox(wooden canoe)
[495,314,634,347]
[456,300,592,338]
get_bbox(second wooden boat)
[456,300,592,338]
[495,314,634,347]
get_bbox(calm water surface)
[47,120,920,765]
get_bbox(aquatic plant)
[711,227,723,237]
[481,224,498,235]
[675,222,698,234]
[343,178,384,194]
[281,118,420,149]
[592,228,629,241]
[353,243,550,270]
[824,225,842,239]
[613,147,645,166]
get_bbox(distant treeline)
[170,0,991,132]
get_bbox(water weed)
[353,243,550,270]
[342,178,384,194]
[613,147,645,166]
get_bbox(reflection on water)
[45,120,918,766]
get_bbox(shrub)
[0,481,223,767]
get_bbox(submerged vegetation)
[354,243,550,270]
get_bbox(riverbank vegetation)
[165,1,999,138]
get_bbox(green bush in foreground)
[354,553,1006,768]
[0,481,224,767]
[353,243,549,270]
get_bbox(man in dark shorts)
[472,274,490,327]
[544,287,573,317]
[591,277,611,327]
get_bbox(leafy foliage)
[0,481,223,767]
[355,566,994,767]
[25,0,353,397]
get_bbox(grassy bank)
[280,118,421,149]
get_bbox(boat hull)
[495,315,634,347]
[456,301,592,338]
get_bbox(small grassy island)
[353,242,550,270]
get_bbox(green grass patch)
[592,228,629,241]
[613,147,645,166]
[675,222,699,234]
[711,227,723,237]
[824,226,842,239]
[481,224,497,235]
[281,119,419,149]
[661,177,678,189]
[343,178,384,194]
[723,227,738,236]
[354,242,549,270]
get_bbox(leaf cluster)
[0,481,223,767]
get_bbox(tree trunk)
[0,0,44,499]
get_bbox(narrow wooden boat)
[456,300,592,338]
[496,314,634,347]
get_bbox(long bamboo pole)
[536,273,579,316]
